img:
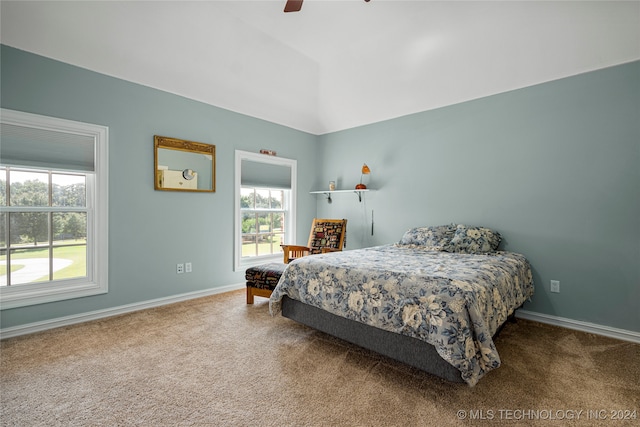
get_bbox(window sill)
[0,279,108,310]
[236,254,283,271]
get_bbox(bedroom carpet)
[1,289,638,427]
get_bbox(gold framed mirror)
[154,135,216,192]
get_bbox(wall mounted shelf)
[310,189,373,203]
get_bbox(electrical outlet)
[550,280,560,293]
[177,263,184,274]
[185,262,192,273]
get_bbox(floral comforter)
[269,244,534,386]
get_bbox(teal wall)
[0,45,319,328]
[316,61,640,332]
[1,45,639,333]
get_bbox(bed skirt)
[281,295,464,383]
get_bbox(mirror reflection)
[154,136,215,192]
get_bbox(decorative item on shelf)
[259,149,277,156]
[329,181,336,191]
[355,163,371,189]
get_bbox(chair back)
[306,218,347,254]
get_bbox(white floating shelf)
[310,189,370,194]
[310,189,373,202]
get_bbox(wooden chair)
[245,218,347,304]
[281,218,348,264]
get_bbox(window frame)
[0,109,109,309]
[234,150,296,271]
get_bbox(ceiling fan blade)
[284,0,303,13]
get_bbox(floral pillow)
[444,225,502,254]
[398,224,457,249]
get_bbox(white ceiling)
[1,1,639,135]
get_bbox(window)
[234,151,296,270]
[1,168,88,284]
[0,109,108,309]
[241,187,288,258]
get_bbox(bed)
[269,224,534,386]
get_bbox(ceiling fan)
[285,0,370,13]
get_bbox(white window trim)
[0,108,109,309]
[234,150,296,271]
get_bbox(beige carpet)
[1,290,638,426]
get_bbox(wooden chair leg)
[246,287,273,304]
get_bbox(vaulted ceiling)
[1,1,639,135]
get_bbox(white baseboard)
[516,310,640,344]
[0,283,245,340]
